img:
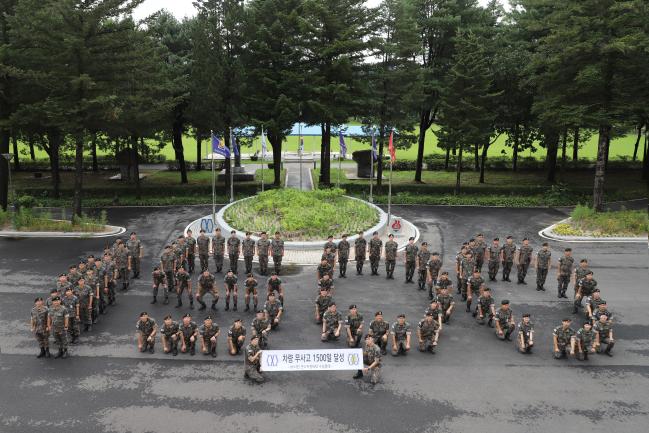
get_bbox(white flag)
[261,129,267,158]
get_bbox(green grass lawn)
[553,205,648,237]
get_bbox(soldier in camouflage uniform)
[257,232,271,276]
[136,311,157,354]
[486,238,501,282]
[417,242,431,290]
[56,274,71,297]
[242,231,256,275]
[85,269,101,322]
[424,299,443,328]
[574,321,596,361]
[495,300,515,341]
[315,287,333,324]
[434,271,453,298]
[151,266,167,304]
[179,313,198,355]
[317,258,333,282]
[47,297,69,359]
[390,314,411,356]
[160,314,181,356]
[173,237,187,272]
[62,287,80,344]
[197,229,210,273]
[67,265,81,288]
[384,234,398,279]
[345,304,364,348]
[321,302,343,342]
[224,269,239,311]
[226,230,240,274]
[369,231,382,276]
[244,273,259,312]
[185,229,197,273]
[46,288,61,309]
[77,278,93,332]
[585,289,604,321]
[404,237,418,283]
[199,315,220,357]
[500,236,516,282]
[114,240,131,291]
[557,248,574,298]
[458,252,475,301]
[474,287,495,326]
[101,253,117,306]
[244,335,265,383]
[318,274,335,297]
[160,245,176,298]
[592,301,613,324]
[322,247,336,271]
[353,334,382,384]
[417,312,440,353]
[197,270,219,311]
[324,235,337,256]
[593,314,614,356]
[271,231,284,275]
[252,309,271,349]
[369,311,390,355]
[574,271,597,314]
[473,233,487,272]
[264,292,283,330]
[266,273,285,306]
[553,318,576,359]
[126,232,143,279]
[355,231,367,275]
[337,234,350,278]
[427,252,442,299]
[465,269,484,312]
[454,244,468,292]
[574,258,591,296]
[212,228,226,273]
[228,318,247,355]
[535,242,552,291]
[175,265,193,309]
[517,313,534,354]
[437,286,455,324]
[31,297,50,358]
[516,238,533,284]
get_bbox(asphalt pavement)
[1,204,648,433]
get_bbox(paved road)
[1,204,648,433]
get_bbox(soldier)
[46,288,61,308]
[592,300,613,324]
[31,297,50,358]
[337,234,350,278]
[212,228,226,273]
[404,237,418,283]
[324,235,337,256]
[226,230,241,274]
[516,238,533,284]
[321,303,343,342]
[174,236,188,272]
[345,304,364,348]
[593,314,615,356]
[585,289,604,321]
[574,321,596,361]
[251,310,271,349]
[500,236,516,282]
[77,278,93,332]
[126,232,143,279]
[135,311,157,354]
[61,288,80,344]
[185,229,197,273]
[384,234,398,279]
[458,252,475,301]
[517,313,534,354]
[86,269,101,322]
[197,229,210,272]
[574,271,597,314]
[196,270,219,311]
[427,252,442,299]
[486,238,501,282]
[47,297,69,359]
[355,231,367,275]
[369,231,382,276]
[56,273,72,294]
[417,242,431,290]
[474,233,487,272]
[175,265,193,309]
[199,315,220,357]
[101,253,117,306]
[266,273,285,306]
[437,286,455,324]
[454,244,467,292]
[115,240,131,291]
[264,292,283,330]
[390,314,411,356]
[179,313,198,355]
[151,266,167,305]
[317,258,333,282]
[368,311,390,355]
[535,242,552,291]
[67,265,81,287]
[160,314,181,356]
[553,318,576,359]
[417,312,440,354]
[242,231,256,275]
[257,231,271,276]
[574,258,591,295]
[322,247,336,271]
[495,300,515,341]
[465,269,484,312]
[353,334,381,384]
[474,287,496,327]
[224,269,239,311]
[557,248,574,299]
[315,287,332,324]
[244,273,259,312]
[160,245,176,299]
[228,318,247,355]
[424,299,443,329]
[244,334,265,383]
[434,271,453,298]
[271,231,284,275]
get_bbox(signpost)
[260,348,363,372]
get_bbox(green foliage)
[223,189,379,240]
[16,194,35,209]
[565,204,649,237]
[1,208,106,232]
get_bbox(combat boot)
[211,345,217,358]
[604,342,614,356]
[149,344,155,354]
[233,301,237,312]
[353,370,363,379]
[211,300,218,311]
[224,300,230,311]
[244,304,250,312]
[172,343,178,356]
[197,299,207,311]
[45,348,52,358]
[61,349,69,359]
[176,298,182,308]
[151,296,157,304]
[163,296,169,305]
[189,299,194,309]
[37,347,46,358]
[190,343,196,356]
[54,349,63,359]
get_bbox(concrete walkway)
[284,162,314,191]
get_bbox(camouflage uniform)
[271,237,284,275]
[495,308,515,340]
[224,274,239,311]
[475,295,495,326]
[115,246,130,290]
[31,305,49,350]
[517,244,533,283]
[160,250,176,294]
[315,294,333,324]
[575,326,595,360]
[77,284,93,328]
[404,243,418,283]
[518,320,534,353]
[369,238,382,275]
[390,321,411,356]
[126,238,142,278]
[593,320,615,354]
[173,241,187,271]
[473,239,487,272]
[574,278,597,314]
[417,318,439,353]
[459,256,475,299]
[322,250,336,269]
[49,304,69,352]
[437,293,455,323]
[100,258,116,305]
[487,244,500,281]
[244,276,259,311]
[227,235,240,273]
[318,277,334,294]
[185,235,197,273]
[317,262,333,280]
[228,324,247,354]
[180,321,198,353]
[557,256,575,297]
[252,317,271,349]
[359,343,382,384]
[337,239,350,277]
[465,274,484,309]
[355,237,367,274]
[384,240,398,278]
[369,319,390,353]
[242,238,256,274]
[197,273,219,310]
[161,321,181,354]
[212,234,226,273]
[244,342,264,383]
[266,277,284,305]
[324,240,337,254]
[536,249,552,290]
[417,248,431,290]
[199,323,219,355]
[152,269,167,301]
[257,238,271,275]
[574,265,591,295]
[346,313,364,348]
[61,294,80,341]
[553,325,575,358]
[175,269,193,308]
[136,318,157,352]
[321,310,342,342]
[427,257,442,298]
[197,233,210,272]
[500,242,516,281]
[264,299,283,329]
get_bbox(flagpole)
[388,158,393,227]
[299,120,303,189]
[261,126,265,192]
[210,130,216,226]
[369,132,374,203]
[229,127,234,203]
[337,134,341,188]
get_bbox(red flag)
[388,130,396,163]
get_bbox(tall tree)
[0,0,17,211]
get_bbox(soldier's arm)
[434,328,440,344]
[140,244,144,259]
[416,328,423,343]
[47,315,52,332]
[608,328,614,341]
[405,330,411,347]
[346,323,353,339]
[64,314,69,329]
[321,320,326,334]
[128,255,132,269]
[76,304,80,318]
[514,250,520,265]
[495,318,502,333]
[30,317,35,332]
[553,334,559,351]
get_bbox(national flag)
[371,132,377,161]
[211,133,230,158]
[388,130,396,163]
[338,131,347,159]
[261,129,267,158]
[231,134,239,157]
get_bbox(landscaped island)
[0,208,110,233]
[553,205,648,238]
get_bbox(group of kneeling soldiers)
[30,233,143,359]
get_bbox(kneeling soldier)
[244,334,265,383]
[474,287,495,326]
[252,310,271,349]
[228,318,246,355]
[593,314,615,356]
[437,286,455,324]
[151,266,167,305]
[264,293,283,330]
[180,313,198,355]
[369,311,390,355]
[517,313,534,354]
[391,314,411,356]
[199,315,220,357]
[266,273,285,306]
[321,303,342,342]
[345,304,364,348]
[161,314,181,356]
[495,300,515,341]
[224,269,239,311]
[136,311,157,354]
[417,312,440,353]
[353,334,381,385]
[315,287,332,324]
[553,318,576,359]
[575,321,596,361]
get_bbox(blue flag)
[231,134,239,157]
[338,131,347,159]
[371,133,377,161]
[211,133,230,158]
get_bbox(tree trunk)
[234,136,241,168]
[196,131,202,171]
[444,147,450,170]
[91,133,98,172]
[572,127,580,161]
[131,135,141,199]
[479,139,489,184]
[269,132,282,186]
[414,110,430,183]
[544,130,559,183]
[376,128,384,188]
[632,123,642,161]
[474,144,479,171]
[593,125,611,211]
[454,145,463,195]
[604,132,611,171]
[115,136,121,155]
[29,136,36,161]
[560,129,567,169]
[172,121,188,184]
[642,128,648,180]
[320,122,331,186]
[512,124,520,172]
[0,128,9,211]
[11,133,19,171]
[72,133,85,219]
[46,129,61,199]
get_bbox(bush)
[567,204,649,236]
[16,195,36,209]
[381,160,417,171]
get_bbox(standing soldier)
[160,245,176,300]
[384,234,398,279]
[126,232,143,279]
[593,314,615,356]
[474,233,487,272]
[199,315,220,357]
[101,253,117,306]
[179,313,199,355]
[56,273,71,294]
[47,297,69,359]
[353,334,381,385]
[404,237,418,283]
[486,238,501,282]
[271,231,284,275]
[324,235,337,256]
[266,273,285,306]
[574,258,591,296]
[244,273,259,312]
[67,265,81,288]
[31,297,50,358]
[535,242,552,291]
[197,229,210,273]
[557,248,574,299]
[185,229,197,273]
[354,231,367,275]
[322,247,336,271]
[517,313,534,354]
[315,287,333,324]
[390,314,411,356]
[458,252,475,301]
[242,232,256,275]
[465,269,484,312]
[417,312,440,354]
[174,237,188,272]
[516,238,533,284]
[474,287,496,327]
[160,314,181,356]
[252,310,271,349]
[224,269,239,311]
[500,236,516,282]
[553,318,576,359]
[574,321,596,361]
[227,230,241,274]
[455,244,468,292]
[337,234,350,278]
[321,302,343,342]
[368,231,383,276]
[494,300,515,341]
[86,269,101,322]
[196,270,219,311]
[368,311,390,355]
[151,266,167,305]
[228,318,247,355]
[437,286,455,324]
[46,288,61,308]
[427,252,442,300]
[62,288,80,344]
[264,292,283,329]
[345,304,364,348]
[574,271,597,314]
[115,240,131,291]
[244,334,265,383]
[318,273,335,296]
[77,278,93,332]
[212,228,226,273]
[417,242,431,290]
[175,265,193,309]
[135,311,157,354]
[257,232,271,275]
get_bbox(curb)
[538,218,647,244]
[0,224,126,239]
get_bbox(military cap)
[501,299,510,305]
[183,313,192,318]
[139,311,148,317]
[349,304,357,309]
[398,313,406,318]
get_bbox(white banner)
[260,349,363,372]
